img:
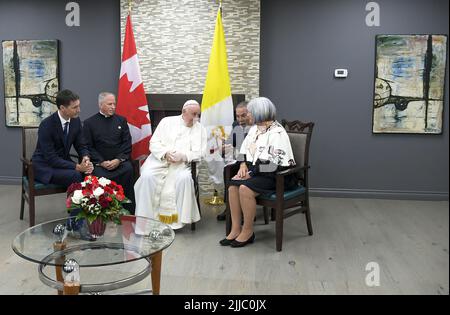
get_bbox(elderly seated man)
[134,100,207,229]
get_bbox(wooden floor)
[0,184,448,295]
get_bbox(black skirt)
[228,162,298,196]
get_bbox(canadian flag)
[116,14,152,160]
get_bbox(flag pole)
[128,0,132,14]
[205,0,226,206]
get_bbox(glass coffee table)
[12,215,175,295]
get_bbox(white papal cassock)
[134,115,207,230]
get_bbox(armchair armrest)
[276,165,310,177]
[189,157,201,163]
[190,160,198,179]
[224,163,240,182]
[21,156,36,192]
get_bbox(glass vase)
[87,217,106,239]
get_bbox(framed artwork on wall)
[2,39,59,127]
[372,34,447,134]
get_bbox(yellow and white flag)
[201,6,234,185]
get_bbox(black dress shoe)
[217,210,226,221]
[230,233,255,248]
[219,237,235,246]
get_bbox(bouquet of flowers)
[66,175,130,225]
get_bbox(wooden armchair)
[225,120,315,251]
[190,161,201,231]
[20,128,67,227]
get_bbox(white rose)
[71,190,84,204]
[93,187,104,198]
[98,177,111,187]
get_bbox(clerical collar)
[99,111,112,118]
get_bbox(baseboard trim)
[0,176,21,185]
[310,188,449,201]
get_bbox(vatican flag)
[201,6,234,185]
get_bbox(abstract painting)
[2,40,59,127]
[373,35,447,134]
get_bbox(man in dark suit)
[32,89,93,187]
[217,101,252,220]
[83,92,135,213]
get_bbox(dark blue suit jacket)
[32,112,89,184]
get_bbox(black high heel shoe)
[230,233,255,248]
[219,237,236,246]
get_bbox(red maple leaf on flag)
[116,14,151,160]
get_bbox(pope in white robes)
[134,100,207,229]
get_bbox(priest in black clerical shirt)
[83,92,135,213]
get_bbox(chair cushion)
[258,185,306,201]
[22,177,66,190]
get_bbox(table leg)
[63,282,80,295]
[53,242,66,295]
[54,265,64,295]
[150,251,162,295]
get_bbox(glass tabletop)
[12,215,175,267]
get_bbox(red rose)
[104,186,114,194]
[99,198,110,208]
[109,181,118,189]
[66,197,72,208]
[67,182,82,197]
[82,189,92,197]
[116,192,125,201]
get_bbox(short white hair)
[98,92,115,105]
[247,97,276,123]
[182,99,200,109]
